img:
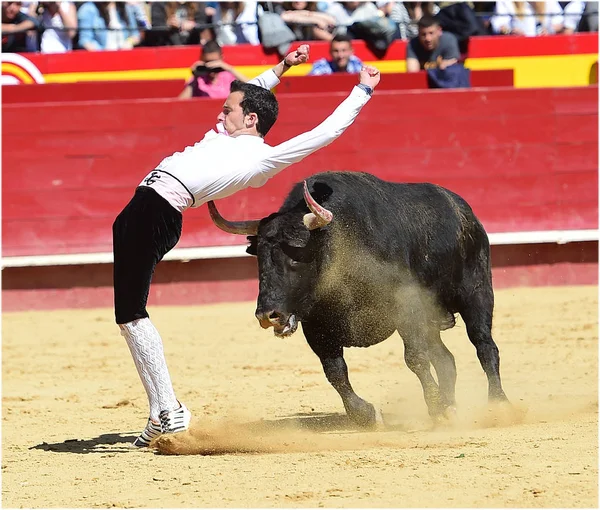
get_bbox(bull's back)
[290,171,489,294]
[293,172,484,249]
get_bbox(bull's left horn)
[303,181,333,230]
[207,201,260,235]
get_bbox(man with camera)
[178,40,249,99]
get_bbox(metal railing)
[4,11,596,38]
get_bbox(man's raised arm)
[249,44,310,90]
[251,66,381,180]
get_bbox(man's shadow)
[29,433,139,454]
[29,412,408,454]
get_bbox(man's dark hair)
[331,33,352,46]
[201,40,223,56]
[418,14,440,30]
[230,80,279,137]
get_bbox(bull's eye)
[281,243,311,265]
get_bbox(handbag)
[350,16,398,56]
[257,2,296,55]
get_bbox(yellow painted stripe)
[43,54,597,88]
[43,63,319,82]
[465,54,598,88]
[2,62,34,84]
[44,68,189,83]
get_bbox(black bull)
[208,171,509,427]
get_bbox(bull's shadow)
[245,412,408,434]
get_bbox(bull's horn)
[207,201,260,235]
[303,180,333,230]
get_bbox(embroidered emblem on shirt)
[144,171,161,185]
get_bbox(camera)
[192,64,224,77]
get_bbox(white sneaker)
[132,419,162,448]
[159,402,191,434]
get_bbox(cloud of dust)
[151,391,596,456]
[152,417,404,456]
[315,232,447,337]
[380,374,597,436]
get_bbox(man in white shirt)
[113,44,381,448]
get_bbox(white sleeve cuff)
[248,69,281,90]
[351,85,373,102]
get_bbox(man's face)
[330,41,353,70]
[42,2,59,14]
[2,1,21,21]
[202,51,221,65]
[418,24,442,51]
[217,91,257,137]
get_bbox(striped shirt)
[308,55,364,76]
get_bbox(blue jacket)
[77,2,139,50]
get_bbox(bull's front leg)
[320,356,379,428]
[303,321,380,428]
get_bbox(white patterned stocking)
[120,318,179,421]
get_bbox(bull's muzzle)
[255,310,283,329]
[255,310,298,337]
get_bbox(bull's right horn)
[207,201,260,235]
[303,180,333,230]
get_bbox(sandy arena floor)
[2,285,598,508]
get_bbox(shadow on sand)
[30,433,138,454]
[30,412,408,455]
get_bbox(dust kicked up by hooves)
[151,418,399,456]
[150,404,526,456]
[150,395,594,456]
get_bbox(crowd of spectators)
[2,1,598,55]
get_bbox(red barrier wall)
[2,242,597,312]
[1,70,514,104]
[1,79,185,103]
[2,86,598,258]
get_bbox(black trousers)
[112,187,182,324]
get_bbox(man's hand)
[272,45,310,79]
[437,55,457,70]
[181,19,197,32]
[284,44,310,67]
[359,65,381,89]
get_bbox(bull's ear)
[246,236,258,256]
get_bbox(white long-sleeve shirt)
[139,69,372,213]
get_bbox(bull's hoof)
[347,403,381,429]
[443,405,458,421]
[483,399,527,427]
[430,405,459,427]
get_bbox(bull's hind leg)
[427,332,457,413]
[400,329,446,419]
[459,285,509,402]
[303,324,379,428]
